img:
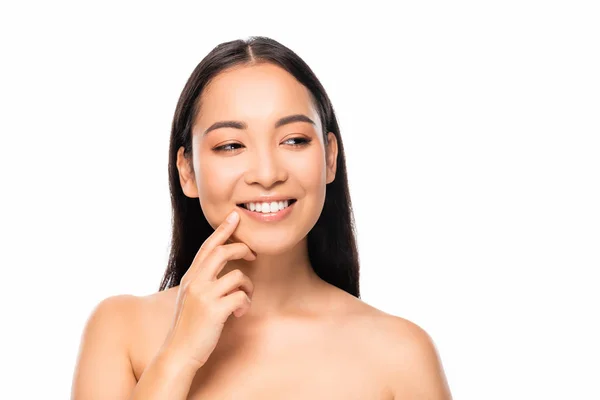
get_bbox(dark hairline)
[188,60,327,150]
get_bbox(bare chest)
[132,316,393,400]
[185,335,392,400]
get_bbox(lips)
[235,199,297,222]
[237,199,297,211]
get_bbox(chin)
[234,229,303,256]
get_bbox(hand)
[161,210,255,369]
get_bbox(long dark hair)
[159,36,360,298]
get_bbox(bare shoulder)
[91,292,141,318]
[77,293,142,350]
[71,294,143,399]
[324,287,451,399]
[83,291,162,336]
[368,310,452,399]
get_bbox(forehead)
[194,63,318,129]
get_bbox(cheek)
[293,148,327,193]
[287,150,328,234]
[196,154,242,226]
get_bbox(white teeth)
[269,202,278,213]
[244,200,292,213]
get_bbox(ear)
[176,146,199,198]
[325,132,338,184]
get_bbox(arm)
[71,294,202,400]
[388,320,452,399]
[128,341,200,400]
[71,295,138,400]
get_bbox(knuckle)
[213,245,227,257]
[187,281,206,300]
[231,269,244,280]
[183,281,196,295]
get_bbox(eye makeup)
[212,136,312,153]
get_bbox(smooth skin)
[71,63,452,399]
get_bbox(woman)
[71,36,452,399]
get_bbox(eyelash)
[214,137,312,153]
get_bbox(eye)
[213,142,244,152]
[283,137,312,147]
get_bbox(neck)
[216,238,323,319]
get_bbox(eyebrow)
[203,113,316,136]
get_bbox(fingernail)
[227,211,239,223]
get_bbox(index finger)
[183,210,240,281]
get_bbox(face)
[176,63,338,255]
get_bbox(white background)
[1,1,598,399]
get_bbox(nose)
[243,145,288,189]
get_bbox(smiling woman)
[71,36,452,400]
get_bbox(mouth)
[236,199,297,214]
